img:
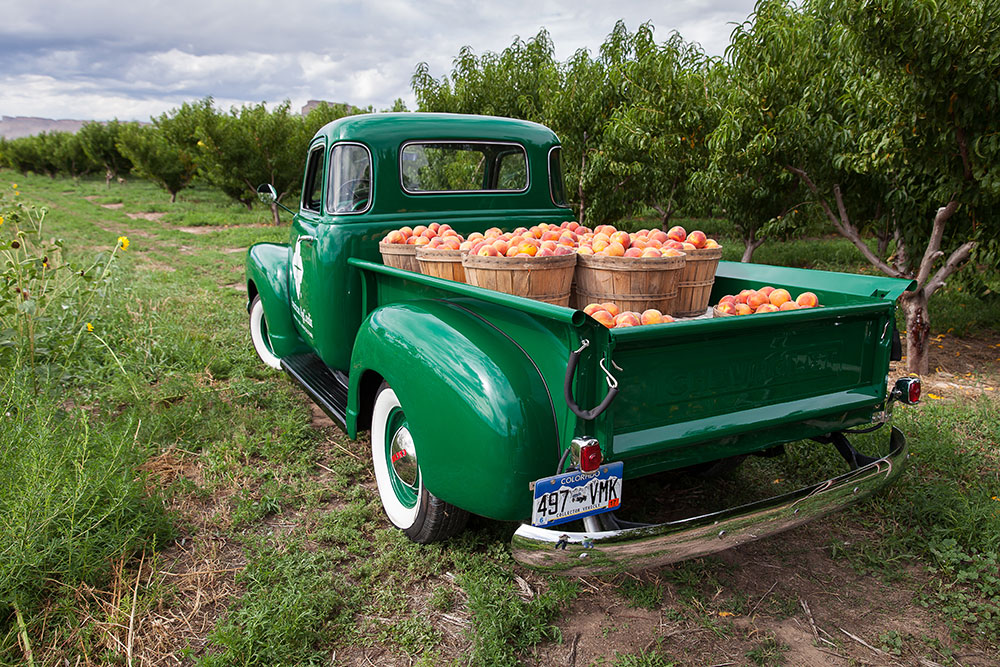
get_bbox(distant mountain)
[0,116,89,139]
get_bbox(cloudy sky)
[1,0,757,122]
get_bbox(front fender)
[245,242,308,358]
[349,300,561,521]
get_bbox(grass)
[0,171,997,665]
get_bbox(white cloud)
[0,0,757,122]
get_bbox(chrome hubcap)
[389,426,418,489]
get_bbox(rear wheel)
[249,295,281,369]
[371,382,468,543]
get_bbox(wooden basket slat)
[674,247,723,317]
[415,248,466,282]
[573,253,686,314]
[462,253,576,306]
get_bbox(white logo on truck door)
[291,239,313,330]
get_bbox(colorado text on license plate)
[530,462,623,527]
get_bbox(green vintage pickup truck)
[247,112,920,574]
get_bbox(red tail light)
[580,443,603,472]
[893,377,921,405]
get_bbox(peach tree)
[716,0,999,373]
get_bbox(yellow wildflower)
[197,140,206,147]
[12,183,17,188]
[86,322,94,332]
[0,215,4,226]
[117,236,129,251]
[719,611,734,617]
[927,393,943,399]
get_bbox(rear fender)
[348,300,560,520]
[245,243,308,358]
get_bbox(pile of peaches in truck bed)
[382,220,718,259]
[380,220,727,328]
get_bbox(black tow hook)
[812,431,880,470]
[564,340,619,421]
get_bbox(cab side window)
[302,144,325,212]
[328,143,372,213]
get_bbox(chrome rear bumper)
[512,426,907,575]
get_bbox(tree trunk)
[659,201,674,231]
[577,143,587,225]
[741,230,765,262]
[105,168,114,188]
[900,290,931,375]
[271,202,281,226]
[169,191,177,204]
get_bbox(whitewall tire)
[249,295,282,370]
[371,383,468,543]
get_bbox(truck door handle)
[298,235,316,245]
[564,340,619,421]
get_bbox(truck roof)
[314,112,562,148]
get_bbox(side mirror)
[257,183,278,204]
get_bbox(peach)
[704,239,720,249]
[666,225,687,243]
[484,227,503,238]
[717,302,738,316]
[398,226,414,239]
[796,292,819,308]
[735,303,753,315]
[492,239,510,255]
[649,230,668,244]
[779,301,799,311]
[718,295,736,306]
[384,230,405,244]
[640,309,663,325]
[518,243,538,256]
[610,231,631,248]
[428,222,440,233]
[614,311,641,328]
[600,302,620,317]
[411,236,430,246]
[467,232,484,242]
[592,238,610,253]
[596,224,617,236]
[755,303,779,313]
[662,314,675,323]
[624,247,643,257]
[746,291,769,309]
[554,245,575,255]
[681,242,696,251]
[477,244,499,256]
[662,248,685,257]
[606,242,626,257]
[541,230,561,242]
[412,225,428,236]
[592,310,616,328]
[583,303,606,316]
[736,289,754,304]
[640,247,662,258]
[758,285,775,297]
[576,246,594,255]
[540,240,558,252]
[505,245,520,257]
[537,247,556,257]
[768,288,792,307]
[687,230,707,248]
[459,241,473,252]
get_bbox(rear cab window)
[548,146,568,208]
[400,141,528,193]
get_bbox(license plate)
[530,462,623,527]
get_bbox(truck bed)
[351,257,913,488]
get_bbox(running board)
[281,353,349,429]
